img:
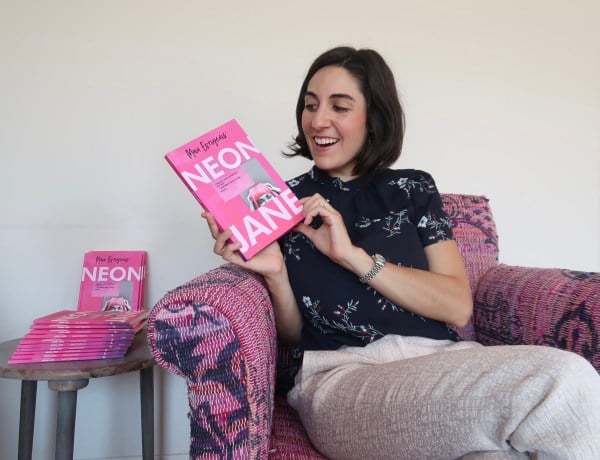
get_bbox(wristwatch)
[359,253,387,283]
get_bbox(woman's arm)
[202,212,303,347]
[296,194,473,328]
[261,262,303,347]
[352,240,473,327]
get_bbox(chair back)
[441,194,499,339]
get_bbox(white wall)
[1,1,598,458]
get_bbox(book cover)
[77,250,147,312]
[165,119,304,260]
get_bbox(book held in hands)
[165,119,304,260]
[8,250,149,364]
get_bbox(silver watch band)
[359,254,386,283]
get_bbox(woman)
[204,46,600,459]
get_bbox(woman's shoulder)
[375,168,439,191]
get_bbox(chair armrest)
[473,263,600,372]
[146,263,277,459]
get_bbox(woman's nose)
[311,107,330,128]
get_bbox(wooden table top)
[0,328,155,381]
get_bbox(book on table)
[165,118,303,260]
[77,250,147,312]
[7,349,128,364]
[31,309,149,331]
[8,252,149,365]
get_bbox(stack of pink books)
[9,249,149,364]
[8,310,149,364]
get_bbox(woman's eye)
[333,105,349,112]
[304,103,317,112]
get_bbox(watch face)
[374,254,386,264]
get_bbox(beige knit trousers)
[287,335,600,460]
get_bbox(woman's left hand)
[294,194,357,269]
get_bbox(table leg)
[140,366,154,460]
[48,379,89,460]
[18,380,37,460]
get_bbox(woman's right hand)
[202,211,285,278]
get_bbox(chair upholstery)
[147,194,600,459]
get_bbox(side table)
[0,328,155,460]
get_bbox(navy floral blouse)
[281,166,459,351]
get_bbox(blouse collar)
[308,166,379,192]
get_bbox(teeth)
[314,137,338,146]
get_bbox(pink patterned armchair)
[147,194,600,459]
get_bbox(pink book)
[77,250,147,312]
[14,345,130,355]
[24,330,135,339]
[19,335,133,345]
[16,337,132,350]
[165,119,304,260]
[10,345,128,356]
[31,310,149,331]
[8,349,127,364]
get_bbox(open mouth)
[314,136,339,147]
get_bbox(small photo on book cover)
[241,159,283,211]
[215,157,283,210]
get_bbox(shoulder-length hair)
[285,46,405,176]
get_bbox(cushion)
[474,264,600,372]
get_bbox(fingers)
[303,194,330,210]
[201,211,240,259]
[300,194,336,227]
[201,212,220,239]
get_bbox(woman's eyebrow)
[330,93,355,101]
[305,90,355,102]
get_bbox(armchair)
[147,194,599,459]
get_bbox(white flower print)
[302,296,383,342]
[383,210,410,237]
[419,212,452,241]
[388,176,436,198]
[355,216,382,229]
[283,233,303,261]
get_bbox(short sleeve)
[412,171,454,246]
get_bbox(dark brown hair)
[285,46,405,176]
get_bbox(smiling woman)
[286,46,405,179]
[200,45,600,459]
[300,66,368,181]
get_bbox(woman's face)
[301,65,368,181]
